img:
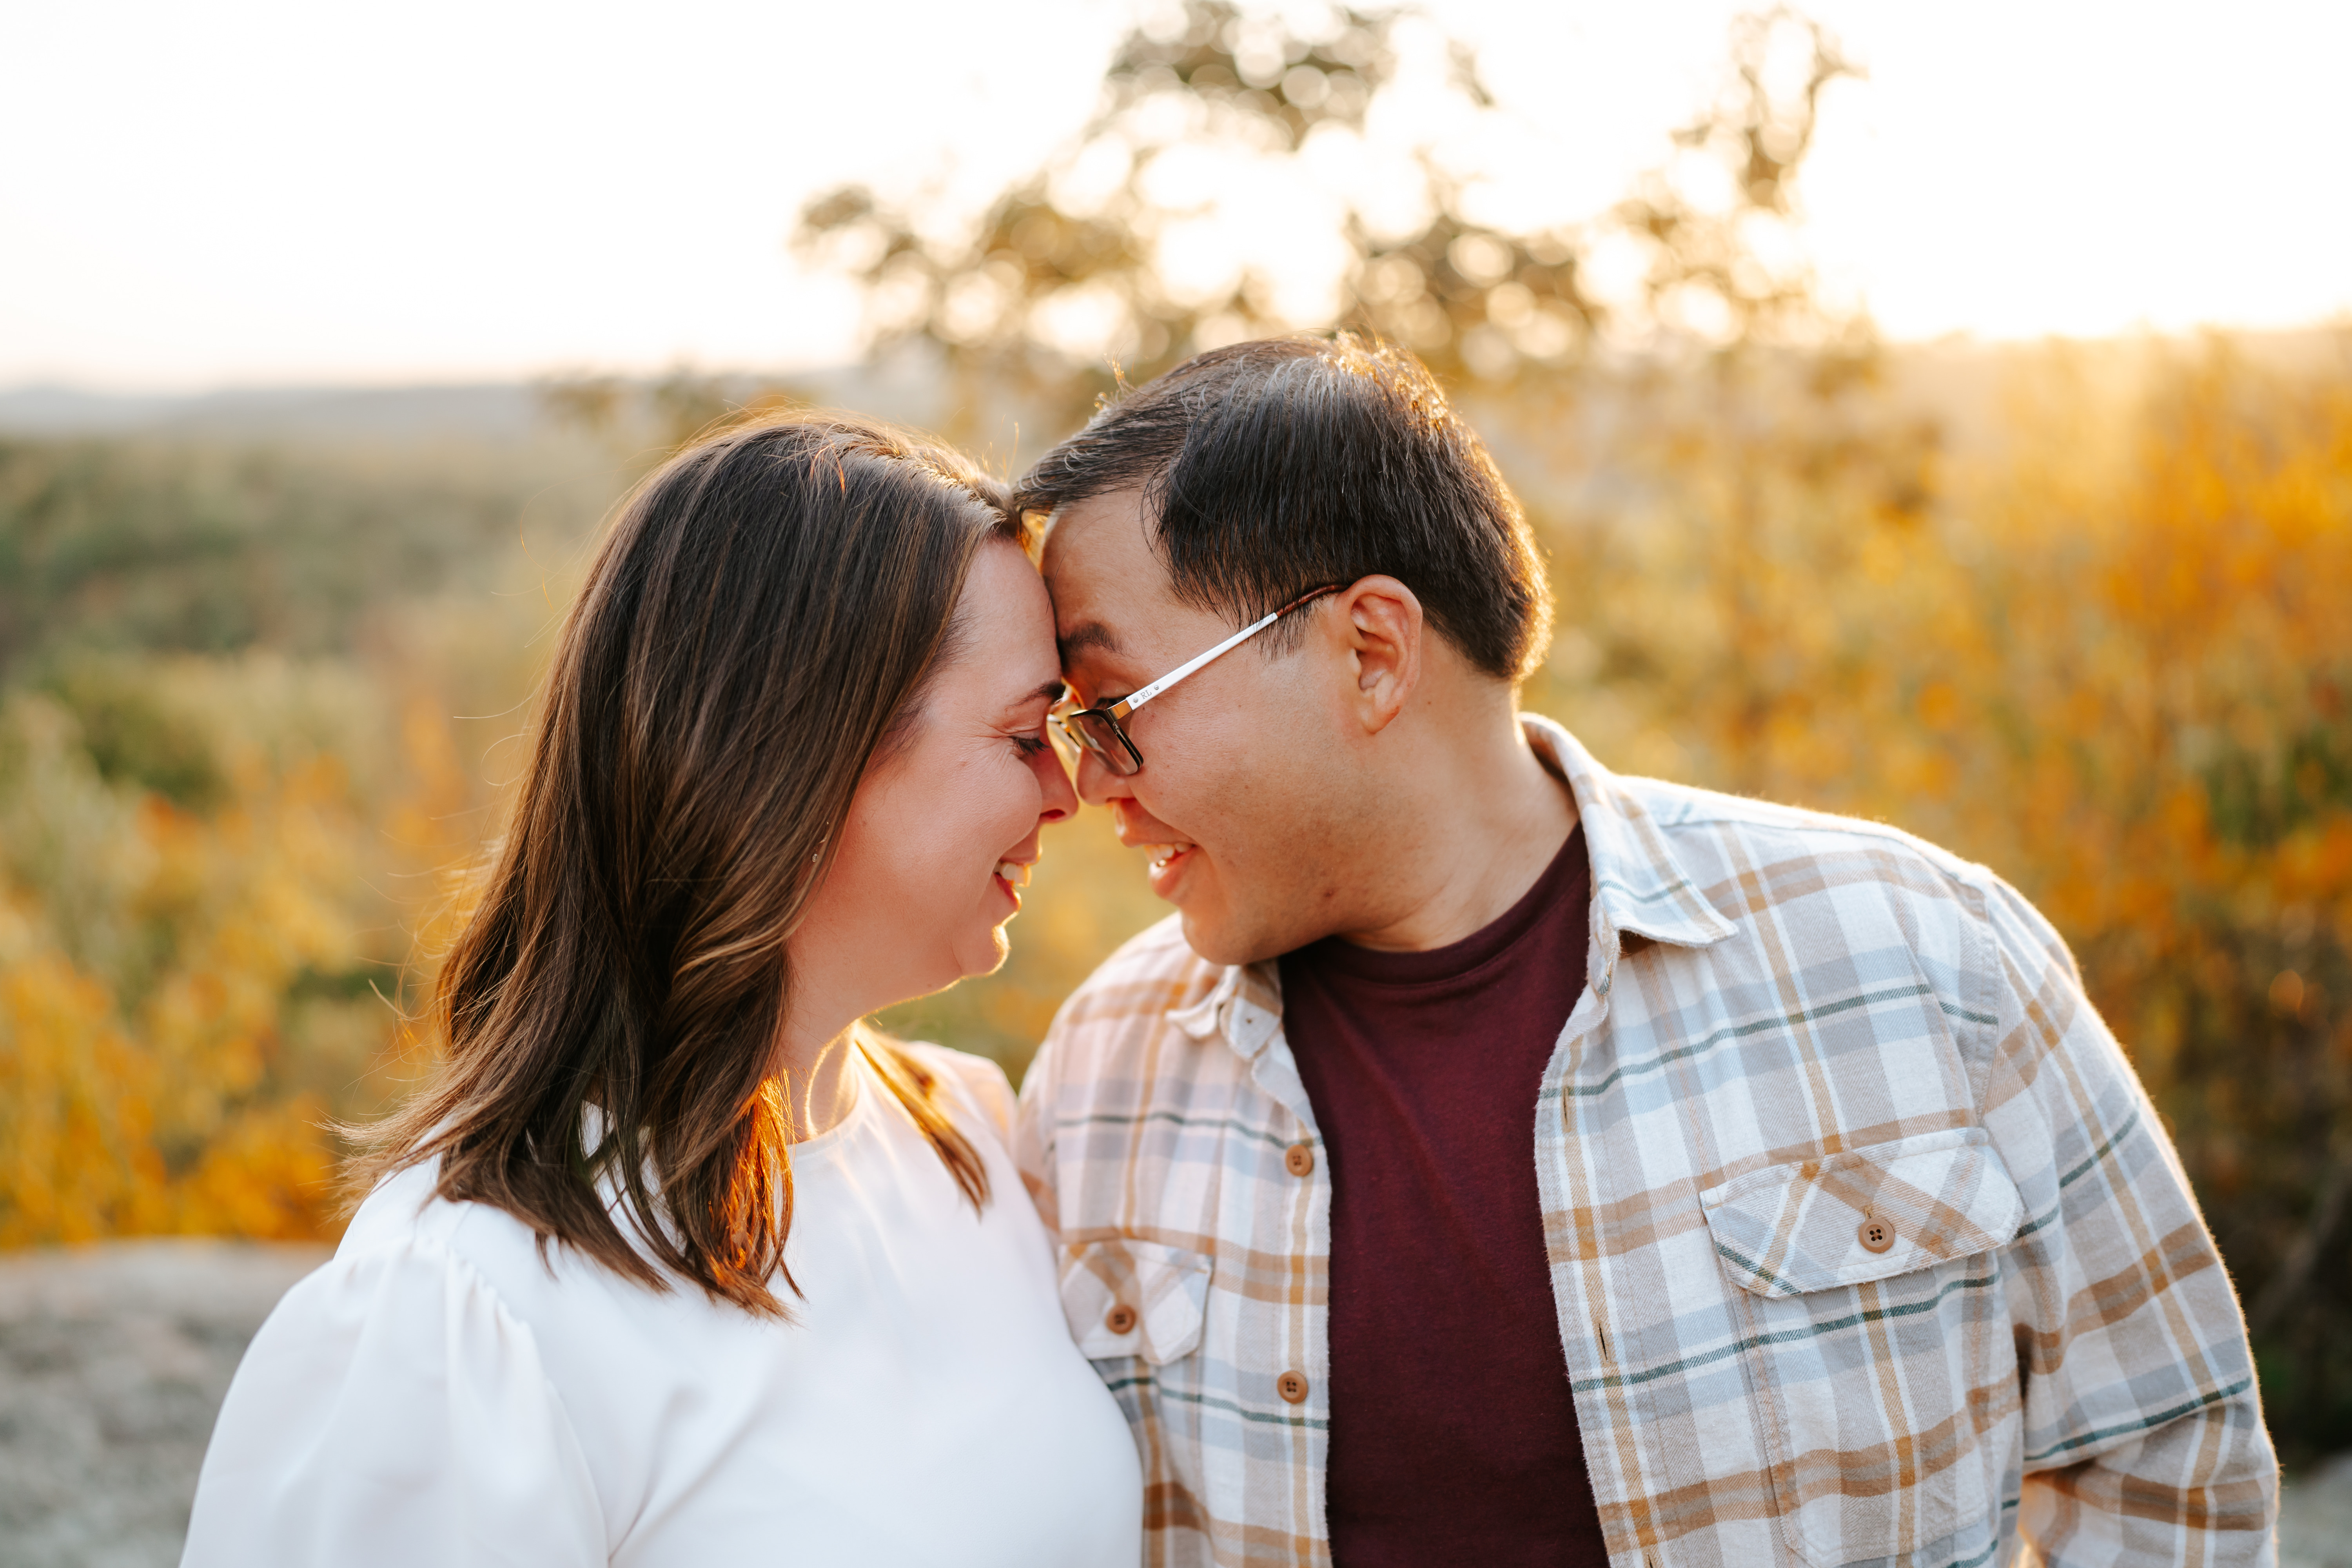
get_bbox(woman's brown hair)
[355,412,1018,1317]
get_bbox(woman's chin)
[968,925,1014,978]
[930,923,1014,989]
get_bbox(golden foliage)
[0,655,500,1244]
[0,945,162,1243]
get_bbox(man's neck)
[1331,707,1579,954]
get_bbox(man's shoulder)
[1534,717,2005,922]
[1589,768,2105,1018]
[1611,769,1998,905]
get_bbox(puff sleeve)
[182,1232,606,1568]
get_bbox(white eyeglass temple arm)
[1115,605,1285,717]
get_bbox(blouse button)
[1284,1142,1315,1177]
[1277,1370,1310,1405]
[1105,1303,1138,1335]
[1858,1216,1895,1254]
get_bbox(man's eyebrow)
[1057,621,1121,657]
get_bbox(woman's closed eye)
[1007,708,1062,760]
[1002,679,1068,762]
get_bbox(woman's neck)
[772,1025,859,1143]
[770,956,877,1143]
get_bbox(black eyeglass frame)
[1051,584,1344,777]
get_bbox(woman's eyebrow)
[1001,677,1067,713]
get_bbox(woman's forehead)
[956,544,1062,699]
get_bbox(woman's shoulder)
[282,1164,717,1422]
[885,1039,1017,1142]
[185,1167,608,1565]
[265,1170,534,1353]
[330,1160,644,1344]
[339,1160,542,1275]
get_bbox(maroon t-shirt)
[1279,825,1608,1567]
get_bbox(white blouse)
[181,1044,1142,1568]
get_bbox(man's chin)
[1176,904,1289,970]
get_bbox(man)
[1014,334,2276,1568]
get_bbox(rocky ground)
[0,1241,327,1568]
[0,1240,2344,1566]
[2285,1454,2352,1568]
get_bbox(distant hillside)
[0,383,548,442]
[0,358,951,445]
[0,358,963,682]
[0,432,624,683]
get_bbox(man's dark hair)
[1016,334,1552,681]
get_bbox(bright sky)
[4,0,2345,390]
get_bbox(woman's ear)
[1328,575,1423,736]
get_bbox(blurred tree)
[0,671,376,1242]
[1966,347,2352,1456]
[537,368,813,462]
[795,0,1859,425]
[1530,336,2352,1457]
[795,0,1397,416]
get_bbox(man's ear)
[1325,576,1422,736]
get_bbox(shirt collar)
[1521,715,1738,951]
[1170,959,1283,1056]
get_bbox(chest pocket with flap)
[1699,1126,2026,1567]
[1057,1237,1211,1364]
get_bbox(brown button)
[1105,1303,1138,1335]
[1284,1142,1315,1177]
[1858,1216,1895,1254]
[1276,1370,1310,1404]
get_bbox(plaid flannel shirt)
[1014,716,2278,1568]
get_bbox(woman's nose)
[1072,748,1130,809]
[1038,743,1082,820]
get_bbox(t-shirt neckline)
[783,1046,878,1169]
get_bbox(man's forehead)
[1042,489,1163,657]
[1041,488,1152,577]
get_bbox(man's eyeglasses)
[1053,585,1343,777]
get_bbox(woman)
[181,414,1142,1565]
